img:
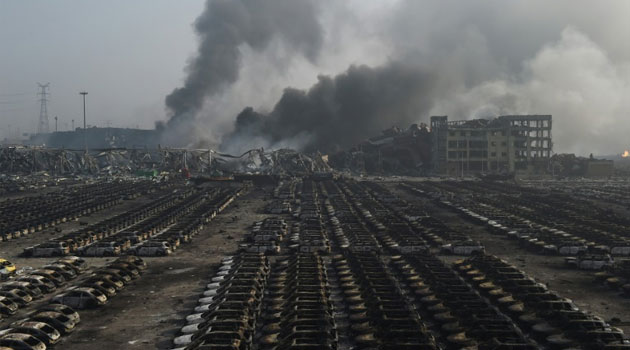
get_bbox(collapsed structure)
[6,113,616,177]
[0,147,330,176]
[328,123,431,175]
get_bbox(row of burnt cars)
[0,257,86,318]
[24,187,242,258]
[171,251,339,350]
[522,180,630,213]
[0,176,73,196]
[172,253,269,350]
[247,179,333,255]
[323,180,629,349]
[593,259,630,297]
[266,179,298,215]
[0,256,146,349]
[331,251,440,349]
[291,180,331,254]
[49,256,146,310]
[0,180,160,242]
[355,181,484,255]
[324,180,483,256]
[320,180,382,253]
[258,252,336,349]
[315,180,534,349]
[403,181,630,259]
[240,218,287,254]
[455,253,629,349]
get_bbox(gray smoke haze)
[163,0,323,145]
[165,0,630,155]
[385,0,630,155]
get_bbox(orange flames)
[623,150,630,158]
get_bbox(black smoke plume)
[220,62,437,154]
[164,0,630,154]
[164,0,323,133]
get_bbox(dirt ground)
[389,183,630,334]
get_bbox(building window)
[460,131,467,136]
[501,152,507,157]
[490,141,496,147]
[448,151,458,159]
[501,141,507,146]
[458,140,467,148]
[449,131,455,137]
[491,152,496,157]
[448,141,457,148]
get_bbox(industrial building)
[431,115,552,176]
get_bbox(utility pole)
[37,83,50,134]
[80,92,88,153]
[54,116,58,132]
[72,119,75,130]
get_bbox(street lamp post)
[80,92,88,153]
[54,116,58,132]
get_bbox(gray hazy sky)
[0,0,204,137]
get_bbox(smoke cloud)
[165,0,630,155]
[220,63,437,154]
[431,27,630,155]
[163,0,323,145]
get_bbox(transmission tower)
[37,82,50,134]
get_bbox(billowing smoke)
[165,0,630,155]
[163,0,323,145]
[430,27,630,155]
[221,63,437,154]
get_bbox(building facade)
[431,115,552,176]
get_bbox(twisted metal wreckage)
[0,147,331,176]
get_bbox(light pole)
[80,92,88,153]
[54,116,58,132]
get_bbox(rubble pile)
[0,147,331,176]
[550,153,615,177]
[327,123,431,175]
[0,147,205,175]
[213,148,331,175]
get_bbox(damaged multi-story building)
[431,115,552,176]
